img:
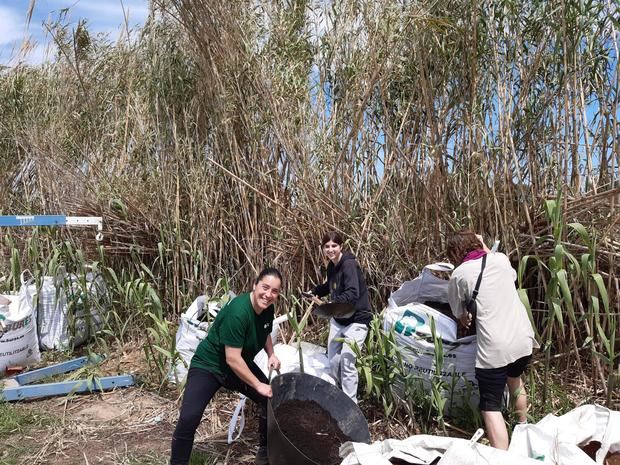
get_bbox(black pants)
[170,363,269,465]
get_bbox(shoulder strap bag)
[465,254,487,319]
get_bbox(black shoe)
[255,445,269,465]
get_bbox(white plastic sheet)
[340,405,620,465]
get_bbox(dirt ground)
[7,387,176,464]
[1,340,272,465]
[3,379,417,465]
[4,385,270,465]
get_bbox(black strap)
[470,254,487,302]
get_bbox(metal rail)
[0,215,103,241]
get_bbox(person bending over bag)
[447,231,538,450]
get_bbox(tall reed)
[0,0,618,398]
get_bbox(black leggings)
[170,363,269,465]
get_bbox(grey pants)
[327,320,368,403]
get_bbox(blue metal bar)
[0,215,67,227]
[13,356,101,385]
[1,375,135,401]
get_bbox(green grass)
[127,454,168,465]
[188,450,221,465]
[0,401,57,465]
[0,401,56,435]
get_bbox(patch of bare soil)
[191,390,265,465]
[15,387,177,464]
[10,384,267,465]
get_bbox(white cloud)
[0,40,52,68]
[16,42,51,66]
[0,5,32,66]
[79,0,149,17]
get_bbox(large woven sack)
[383,304,478,413]
[23,270,108,351]
[0,290,41,374]
[385,262,478,413]
[168,293,236,384]
[388,263,454,307]
[510,404,620,464]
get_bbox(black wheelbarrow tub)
[267,372,371,465]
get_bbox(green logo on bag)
[0,315,31,333]
[394,310,425,337]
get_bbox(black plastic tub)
[267,372,371,465]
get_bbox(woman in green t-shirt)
[170,268,282,465]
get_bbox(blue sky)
[0,0,149,66]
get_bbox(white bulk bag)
[384,262,477,412]
[339,434,542,465]
[169,293,239,384]
[27,271,108,351]
[0,291,41,374]
[169,296,217,384]
[509,404,620,464]
[254,340,335,385]
[388,263,454,308]
[383,303,478,412]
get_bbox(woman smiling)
[305,231,372,404]
[170,268,282,465]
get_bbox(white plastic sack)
[509,404,620,464]
[383,303,478,412]
[0,292,41,374]
[29,270,108,351]
[385,262,478,413]
[339,434,542,465]
[388,263,454,308]
[254,341,335,384]
[168,295,226,384]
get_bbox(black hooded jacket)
[313,251,372,326]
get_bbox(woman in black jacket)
[307,231,372,403]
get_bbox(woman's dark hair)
[321,231,344,246]
[255,267,283,285]
[446,230,483,266]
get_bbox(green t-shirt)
[191,293,274,376]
